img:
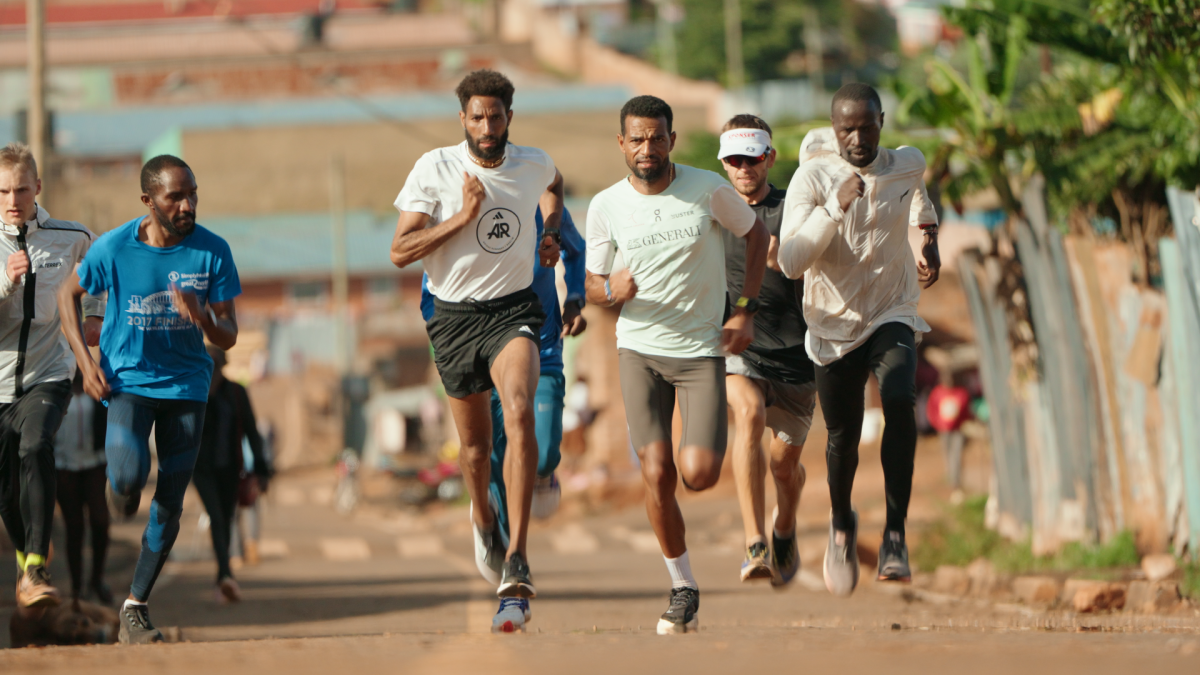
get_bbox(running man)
[778,83,940,597]
[420,206,587,537]
[585,95,769,634]
[0,142,103,609]
[391,69,565,633]
[59,154,241,643]
[716,115,815,587]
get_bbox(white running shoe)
[823,509,860,597]
[492,597,531,633]
[471,500,506,585]
[530,473,561,520]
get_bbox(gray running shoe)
[877,529,912,582]
[470,499,506,585]
[118,603,164,644]
[497,551,536,599]
[823,509,859,597]
[656,587,700,635]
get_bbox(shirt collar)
[0,204,48,236]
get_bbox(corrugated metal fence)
[959,185,1200,557]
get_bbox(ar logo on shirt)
[476,208,521,254]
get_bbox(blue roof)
[202,210,412,280]
[0,84,635,158]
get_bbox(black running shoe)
[119,603,164,644]
[771,531,800,588]
[656,586,699,635]
[497,552,536,599]
[106,482,141,521]
[877,529,911,582]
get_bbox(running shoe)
[823,509,859,597]
[16,565,61,608]
[118,603,164,644]
[217,576,242,604]
[656,587,699,635]
[105,482,141,521]
[497,551,536,599]
[491,597,531,633]
[470,499,507,585]
[877,529,912,582]
[770,531,800,588]
[739,541,773,582]
[530,473,561,520]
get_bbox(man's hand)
[170,285,206,326]
[609,269,638,302]
[918,233,941,289]
[721,309,755,355]
[83,316,102,347]
[539,234,561,268]
[461,172,485,222]
[766,235,781,272]
[837,173,865,213]
[561,301,587,337]
[6,250,29,284]
[81,362,110,402]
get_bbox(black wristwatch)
[735,296,760,314]
[543,227,561,245]
[564,298,585,313]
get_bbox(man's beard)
[733,175,767,197]
[152,204,195,237]
[466,128,509,162]
[629,156,669,183]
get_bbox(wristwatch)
[543,227,561,245]
[735,296,760,314]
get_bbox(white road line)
[396,534,445,558]
[258,538,290,558]
[551,522,599,554]
[319,537,372,561]
[443,553,495,633]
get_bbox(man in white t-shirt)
[778,83,940,599]
[585,95,769,634]
[390,69,565,634]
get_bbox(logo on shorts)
[476,208,521,254]
[519,326,535,335]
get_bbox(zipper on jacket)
[14,225,36,397]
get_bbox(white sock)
[123,599,147,609]
[664,552,698,590]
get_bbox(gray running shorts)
[618,349,727,454]
[725,354,816,447]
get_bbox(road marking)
[319,537,371,561]
[797,568,826,592]
[397,534,445,558]
[258,538,290,558]
[443,552,495,633]
[551,523,599,554]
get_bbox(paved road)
[3,464,1199,674]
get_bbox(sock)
[15,550,25,571]
[24,553,45,569]
[664,552,698,590]
[123,598,147,609]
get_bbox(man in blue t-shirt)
[421,207,586,540]
[58,155,241,644]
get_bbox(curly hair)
[721,114,772,138]
[141,155,192,195]
[620,95,674,135]
[455,69,515,112]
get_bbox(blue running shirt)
[77,217,242,401]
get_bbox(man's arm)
[560,210,588,336]
[390,172,484,268]
[778,169,861,280]
[910,176,941,288]
[721,216,768,355]
[170,289,238,350]
[57,270,109,401]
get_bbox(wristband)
[604,279,615,305]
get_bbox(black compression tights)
[815,322,918,535]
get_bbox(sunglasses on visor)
[723,152,770,168]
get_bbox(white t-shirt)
[779,128,938,366]
[394,141,557,302]
[586,165,757,358]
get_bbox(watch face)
[744,298,760,314]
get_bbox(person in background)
[53,370,112,604]
[193,345,270,604]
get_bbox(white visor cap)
[718,128,772,160]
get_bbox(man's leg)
[83,465,111,600]
[490,337,539,563]
[128,399,205,603]
[727,374,768,549]
[866,323,919,582]
[768,435,807,534]
[764,380,816,537]
[13,381,71,564]
[56,469,87,597]
[192,469,233,583]
[0,414,26,567]
[533,372,565,478]
[105,393,156,518]
[487,390,509,542]
[814,347,870,596]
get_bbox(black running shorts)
[427,288,546,399]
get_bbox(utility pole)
[655,0,678,75]
[329,155,349,375]
[27,0,47,183]
[723,0,745,91]
[804,3,825,94]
